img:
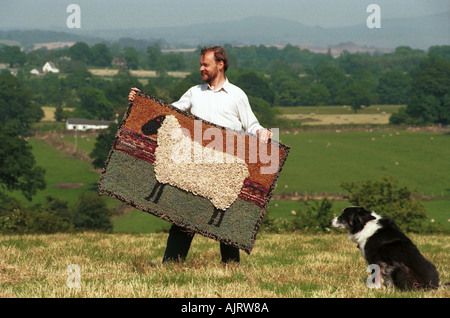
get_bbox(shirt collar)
[207,77,230,93]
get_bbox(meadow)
[0,232,448,298]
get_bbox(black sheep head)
[141,115,166,135]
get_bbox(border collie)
[330,206,440,290]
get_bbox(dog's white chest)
[349,218,382,258]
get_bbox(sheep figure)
[141,114,250,211]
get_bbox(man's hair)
[201,46,229,72]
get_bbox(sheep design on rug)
[143,114,249,210]
[98,92,290,253]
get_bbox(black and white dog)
[330,206,440,290]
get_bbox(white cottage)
[42,62,59,74]
[66,118,115,131]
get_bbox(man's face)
[200,51,222,84]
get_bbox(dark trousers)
[162,224,240,263]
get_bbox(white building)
[66,118,116,131]
[42,61,59,73]
[31,61,60,75]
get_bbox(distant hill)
[1,12,448,51]
[0,29,104,49]
[78,12,449,50]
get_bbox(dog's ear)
[348,212,356,226]
[354,207,376,227]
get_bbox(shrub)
[292,198,336,232]
[71,192,113,232]
[341,176,427,233]
[263,198,337,233]
[0,196,73,234]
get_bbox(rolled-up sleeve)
[172,88,193,112]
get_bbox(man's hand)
[256,128,273,144]
[128,87,140,101]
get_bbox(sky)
[0,0,448,30]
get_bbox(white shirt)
[172,78,263,135]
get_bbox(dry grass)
[41,107,73,122]
[88,69,189,78]
[282,113,391,125]
[0,232,448,298]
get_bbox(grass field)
[0,232,448,298]
[8,138,116,208]
[88,68,189,78]
[277,105,402,125]
[275,129,450,198]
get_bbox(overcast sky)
[0,0,448,30]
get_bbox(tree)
[316,66,349,104]
[147,45,162,69]
[405,56,450,125]
[162,53,185,71]
[406,94,441,125]
[389,106,410,125]
[247,96,279,127]
[68,42,93,64]
[90,122,118,169]
[274,77,304,106]
[0,72,43,135]
[104,69,141,108]
[428,45,450,60]
[121,47,139,70]
[77,88,115,120]
[169,72,202,102]
[0,46,27,67]
[335,82,371,113]
[0,125,46,201]
[305,83,330,106]
[376,71,411,104]
[91,43,113,66]
[233,71,275,104]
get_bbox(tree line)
[1,42,448,123]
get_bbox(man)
[129,46,272,264]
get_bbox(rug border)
[98,92,290,254]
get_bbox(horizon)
[0,0,448,30]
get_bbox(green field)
[11,126,449,232]
[8,138,116,208]
[276,129,450,198]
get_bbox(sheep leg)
[208,208,226,227]
[145,182,166,204]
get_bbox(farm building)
[31,61,59,75]
[42,62,59,73]
[66,118,116,131]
